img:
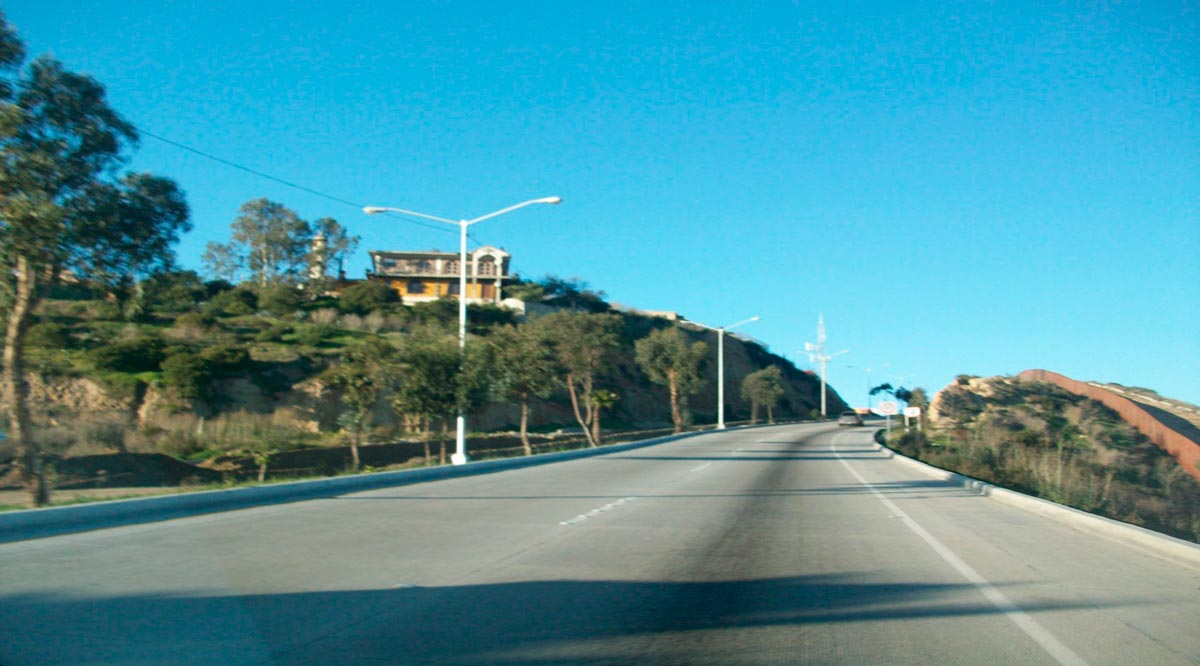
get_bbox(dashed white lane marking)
[831,433,1089,666]
[691,462,713,472]
[559,497,638,526]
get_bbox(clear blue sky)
[6,1,1198,405]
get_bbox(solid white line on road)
[691,462,713,472]
[559,497,638,526]
[831,432,1090,666]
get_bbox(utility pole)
[804,314,848,417]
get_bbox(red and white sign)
[877,401,899,416]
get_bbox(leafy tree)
[870,382,895,398]
[204,198,311,288]
[635,326,708,433]
[591,389,620,443]
[201,242,241,284]
[742,366,785,424]
[540,274,609,312]
[0,18,190,505]
[541,311,622,447]
[392,328,462,464]
[338,280,400,315]
[323,337,396,471]
[503,278,545,302]
[488,321,558,454]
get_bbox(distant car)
[837,411,863,427]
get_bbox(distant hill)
[1,285,848,506]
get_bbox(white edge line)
[831,432,1090,666]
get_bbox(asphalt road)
[1,422,1198,665]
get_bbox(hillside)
[0,280,847,506]
[913,374,1200,543]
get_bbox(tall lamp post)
[847,362,888,410]
[691,316,759,429]
[364,196,562,465]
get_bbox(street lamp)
[364,196,562,465]
[691,316,759,429]
[847,362,888,409]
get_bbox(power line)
[134,126,458,238]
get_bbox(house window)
[445,260,459,275]
[478,258,496,276]
[448,282,461,295]
[407,280,426,294]
[415,260,432,274]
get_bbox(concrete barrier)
[0,430,708,543]
[875,437,1200,568]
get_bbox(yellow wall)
[384,278,493,300]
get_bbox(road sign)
[904,407,921,418]
[877,401,898,416]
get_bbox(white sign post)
[878,401,898,438]
[904,406,922,430]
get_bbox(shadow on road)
[0,573,1114,666]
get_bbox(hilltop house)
[366,246,511,305]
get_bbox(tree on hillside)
[742,366,785,424]
[540,275,609,312]
[203,198,312,288]
[488,321,558,455]
[323,336,397,471]
[635,326,708,433]
[391,328,463,464]
[870,382,895,399]
[0,17,191,505]
[541,311,622,447]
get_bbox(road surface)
[1,422,1198,665]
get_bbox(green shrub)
[200,343,252,371]
[205,286,258,316]
[26,322,71,349]
[338,281,400,315]
[259,284,301,316]
[140,271,205,314]
[295,324,333,347]
[160,351,211,400]
[174,312,216,332]
[88,336,166,373]
[255,323,291,342]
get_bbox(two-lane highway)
[2,423,1198,665]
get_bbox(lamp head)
[363,207,388,215]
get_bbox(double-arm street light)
[364,196,562,465]
[691,316,760,430]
